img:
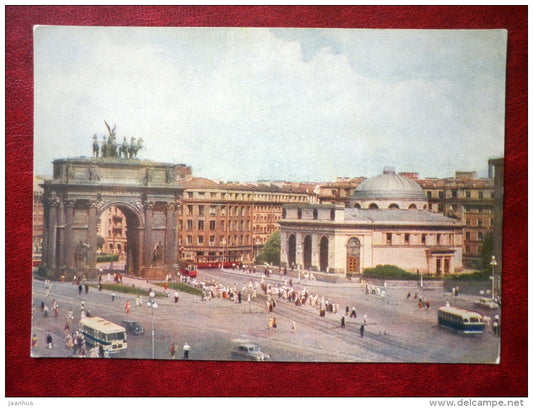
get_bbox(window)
[452,189,458,198]
[438,191,444,199]
[478,219,483,227]
[209,235,215,245]
[478,191,484,199]
[198,220,204,230]
[198,235,204,244]
[427,191,432,199]
[187,220,193,230]
[466,191,471,198]
[436,234,441,245]
[187,205,193,216]
[198,205,204,216]
[478,232,483,241]
[386,233,392,245]
[404,234,410,244]
[187,192,193,199]
[466,232,471,240]
[421,234,427,244]
[209,220,216,230]
[313,208,318,219]
[210,206,217,216]
[186,235,192,245]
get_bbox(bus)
[79,316,127,353]
[437,306,485,334]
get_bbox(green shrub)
[364,264,416,279]
[90,283,166,298]
[363,264,441,280]
[96,253,119,263]
[155,282,203,297]
[444,270,491,281]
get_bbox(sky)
[34,26,507,182]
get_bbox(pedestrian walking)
[78,284,83,295]
[350,307,357,318]
[46,333,53,349]
[135,295,141,307]
[360,324,365,337]
[124,300,130,313]
[291,320,296,332]
[85,284,89,294]
[174,291,180,304]
[111,292,115,301]
[43,305,49,317]
[183,342,191,359]
[340,316,346,328]
[32,334,38,350]
[169,343,177,359]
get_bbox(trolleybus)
[79,316,127,353]
[437,306,485,334]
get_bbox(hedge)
[96,254,119,263]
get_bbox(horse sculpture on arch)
[91,122,144,159]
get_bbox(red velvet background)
[5,6,527,397]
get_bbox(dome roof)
[353,169,426,201]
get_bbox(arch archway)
[303,235,312,270]
[319,236,329,272]
[288,234,296,269]
[41,157,183,280]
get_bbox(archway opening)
[319,236,328,272]
[97,204,142,275]
[303,235,312,270]
[288,234,296,270]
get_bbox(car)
[473,298,499,310]
[230,343,270,361]
[121,320,145,335]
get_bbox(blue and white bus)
[79,316,127,353]
[437,306,485,334]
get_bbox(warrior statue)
[92,134,100,157]
[119,136,129,158]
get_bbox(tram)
[179,260,198,278]
[437,306,485,334]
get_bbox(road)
[31,269,500,363]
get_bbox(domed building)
[279,168,464,276]
[350,167,428,210]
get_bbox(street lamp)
[147,290,158,359]
[490,255,497,301]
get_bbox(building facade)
[178,178,314,267]
[415,171,495,268]
[315,170,495,269]
[280,169,464,276]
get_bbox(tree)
[255,231,280,266]
[97,235,106,251]
[480,232,494,272]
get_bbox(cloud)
[34,27,506,181]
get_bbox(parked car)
[473,298,499,310]
[121,320,145,335]
[230,343,270,361]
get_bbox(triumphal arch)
[41,137,191,280]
